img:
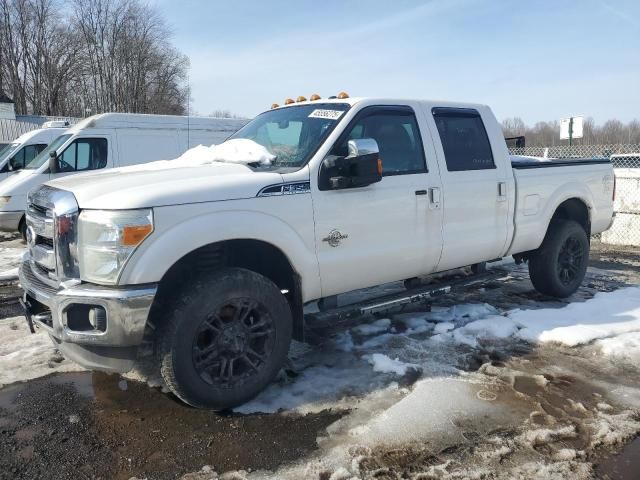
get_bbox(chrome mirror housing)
[347,138,379,158]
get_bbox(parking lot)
[0,235,638,480]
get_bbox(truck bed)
[507,156,614,257]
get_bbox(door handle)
[498,182,507,201]
[428,187,441,209]
[415,190,427,196]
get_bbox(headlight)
[78,209,153,284]
[0,196,11,207]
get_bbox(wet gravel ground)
[0,373,343,480]
[0,240,638,480]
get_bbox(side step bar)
[306,269,509,329]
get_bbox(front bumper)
[19,257,157,373]
[0,210,23,232]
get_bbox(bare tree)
[502,117,640,146]
[0,0,189,116]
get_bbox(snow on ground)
[0,315,84,388]
[1,238,639,479]
[0,242,23,281]
[224,288,640,479]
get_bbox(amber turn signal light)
[377,158,383,175]
[122,224,153,247]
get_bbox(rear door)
[425,107,510,271]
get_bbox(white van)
[0,113,246,236]
[0,121,71,179]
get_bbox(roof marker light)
[296,96,307,102]
[271,103,279,109]
[337,91,350,99]
[284,98,295,105]
[310,94,321,101]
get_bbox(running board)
[306,269,508,329]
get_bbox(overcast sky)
[155,0,639,124]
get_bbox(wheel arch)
[148,238,306,341]
[548,197,591,235]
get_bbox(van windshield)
[0,143,19,163]
[228,103,350,171]
[25,134,72,169]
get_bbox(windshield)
[228,103,350,170]
[0,143,19,164]
[25,134,72,169]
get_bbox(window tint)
[432,109,495,171]
[57,138,108,172]
[24,144,46,164]
[332,108,426,175]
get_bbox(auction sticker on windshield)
[308,109,345,120]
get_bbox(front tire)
[18,216,27,242]
[528,220,589,298]
[158,268,292,409]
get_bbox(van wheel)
[528,220,589,298]
[158,268,292,410]
[18,217,27,242]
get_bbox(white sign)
[308,109,344,120]
[560,116,583,140]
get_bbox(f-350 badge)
[322,229,348,247]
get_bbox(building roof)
[0,115,79,144]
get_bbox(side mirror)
[8,157,20,171]
[320,138,383,190]
[48,150,58,173]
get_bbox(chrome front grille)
[26,200,56,281]
[26,186,80,287]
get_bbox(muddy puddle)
[597,436,640,480]
[0,372,343,480]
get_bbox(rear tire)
[158,268,292,409]
[528,220,589,298]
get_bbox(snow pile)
[0,316,84,387]
[596,331,640,363]
[514,287,640,346]
[0,243,24,280]
[121,139,275,172]
[351,318,391,336]
[432,288,640,360]
[0,267,18,281]
[366,353,417,375]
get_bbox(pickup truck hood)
[47,163,285,209]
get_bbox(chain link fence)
[508,144,640,247]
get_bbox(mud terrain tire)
[528,220,589,298]
[158,268,292,409]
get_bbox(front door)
[312,105,443,297]
[49,135,111,181]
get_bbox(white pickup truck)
[19,96,615,409]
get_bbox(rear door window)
[432,108,495,171]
